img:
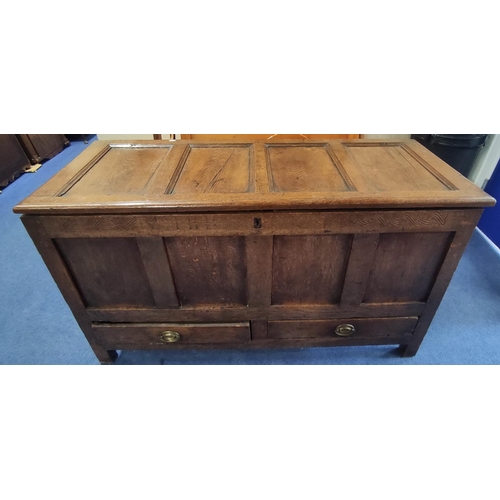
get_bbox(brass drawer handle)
[335,324,356,337]
[159,331,181,343]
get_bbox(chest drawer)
[93,322,251,349]
[267,317,419,340]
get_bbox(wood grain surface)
[267,317,418,340]
[14,139,495,214]
[271,235,351,305]
[93,322,251,349]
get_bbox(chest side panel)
[362,232,455,303]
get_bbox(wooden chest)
[14,139,495,363]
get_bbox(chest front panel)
[41,209,471,324]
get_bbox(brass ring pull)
[159,331,181,343]
[335,324,356,337]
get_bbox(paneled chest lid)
[14,139,495,214]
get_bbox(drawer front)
[267,317,418,340]
[93,322,250,349]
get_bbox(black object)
[411,134,488,178]
[0,135,31,187]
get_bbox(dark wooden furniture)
[16,135,69,164]
[0,135,31,188]
[14,139,495,364]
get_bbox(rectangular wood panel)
[169,145,252,194]
[55,237,156,308]
[363,232,454,303]
[272,235,352,305]
[164,236,247,306]
[62,146,172,197]
[344,143,452,192]
[267,144,352,192]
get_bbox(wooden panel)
[363,232,454,303]
[93,322,250,349]
[345,143,452,192]
[39,209,474,239]
[63,146,171,197]
[14,140,495,215]
[272,235,351,305]
[164,236,247,306]
[55,238,156,308]
[267,144,353,192]
[268,317,418,339]
[169,144,252,194]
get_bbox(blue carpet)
[1,138,499,364]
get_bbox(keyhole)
[253,217,262,229]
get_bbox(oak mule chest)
[14,139,495,364]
